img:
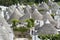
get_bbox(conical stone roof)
[35,23,58,35]
[32,4,37,9]
[0,14,14,40]
[38,2,49,10]
[31,9,43,20]
[42,12,57,26]
[47,0,53,6]
[6,5,16,17]
[25,5,32,13]
[47,1,59,13]
[19,7,31,21]
[8,8,23,23]
[16,4,25,15]
[51,3,59,13]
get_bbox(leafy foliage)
[11,19,20,28]
[25,18,35,28]
[11,18,35,38]
[0,0,49,6]
[54,0,60,2]
[57,2,60,6]
[38,34,60,40]
[13,27,29,33]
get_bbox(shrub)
[38,34,60,40]
[25,18,35,28]
[13,27,29,33]
[11,19,20,28]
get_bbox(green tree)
[44,0,48,3]
[0,0,19,6]
[14,27,28,33]
[11,19,20,28]
[0,0,13,6]
[54,0,60,2]
[12,18,35,38]
[0,0,49,6]
[12,0,19,4]
[25,18,35,28]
